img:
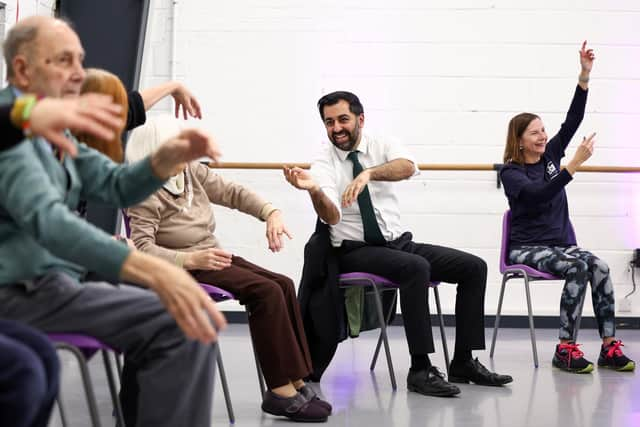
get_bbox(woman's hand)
[265,210,292,252]
[566,132,596,175]
[579,40,595,73]
[184,248,233,271]
[171,83,202,120]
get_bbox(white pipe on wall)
[170,0,177,82]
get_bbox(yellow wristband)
[9,94,38,131]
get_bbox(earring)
[519,146,523,150]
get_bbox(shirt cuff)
[259,203,278,221]
[101,243,132,283]
[175,252,187,268]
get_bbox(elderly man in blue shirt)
[0,15,226,427]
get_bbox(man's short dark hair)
[317,91,364,120]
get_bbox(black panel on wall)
[58,0,150,234]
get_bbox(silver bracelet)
[578,75,590,83]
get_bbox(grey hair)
[3,23,40,79]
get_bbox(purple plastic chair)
[122,211,237,423]
[489,210,584,368]
[48,333,124,427]
[200,283,266,398]
[338,272,449,391]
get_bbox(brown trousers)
[191,256,312,389]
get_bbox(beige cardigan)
[127,162,273,266]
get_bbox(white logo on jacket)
[546,161,559,179]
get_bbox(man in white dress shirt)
[285,91,512,397]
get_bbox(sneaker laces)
[605,340,625,358]
[558,342,585,359]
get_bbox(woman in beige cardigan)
[125,117,331,423]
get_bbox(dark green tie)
[347,151,386,245]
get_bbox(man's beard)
[330,126,360,152]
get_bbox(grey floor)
[48,325,640,427]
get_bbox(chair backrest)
[499,210,560,280]
[499,210,513,274]
[122,210,132,238]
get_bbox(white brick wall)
[140,0,640,317]
[0,1,55,81]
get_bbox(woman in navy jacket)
[500,42,634,373]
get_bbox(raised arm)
[547,41,595,157]
[138,81,202,120]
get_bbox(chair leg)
[246,307,266,397]
[370,283,397,390]
[115,353,123,382]
[216,345,236,424]
[101,350,125,427]
[490,274,509,358]
[433,287,450,373]
[56,344,102,427]
[523,275,539,368]
[56,394,69,427]
[370,289,397,372]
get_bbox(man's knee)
[467,255,488,278]
[402,256,431,286]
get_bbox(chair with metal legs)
[120,212,239,423]
[337,272,450,391]
[200,284,266,393]
[490,210,584,368]
[48,333,124,427]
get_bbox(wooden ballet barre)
[207,162,640,173]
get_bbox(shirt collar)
[333,132,370,161]
[11,85,23,98]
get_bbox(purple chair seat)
[48,333,117,359]
[339,272,441,287]
[200,283,235,301]
[502,264,559,280]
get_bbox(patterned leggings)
[508,246,615,340]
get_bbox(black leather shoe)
[448,358,513,386]
[407,366,461,397]
[261,391,329,422]
[298,385,332,414]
